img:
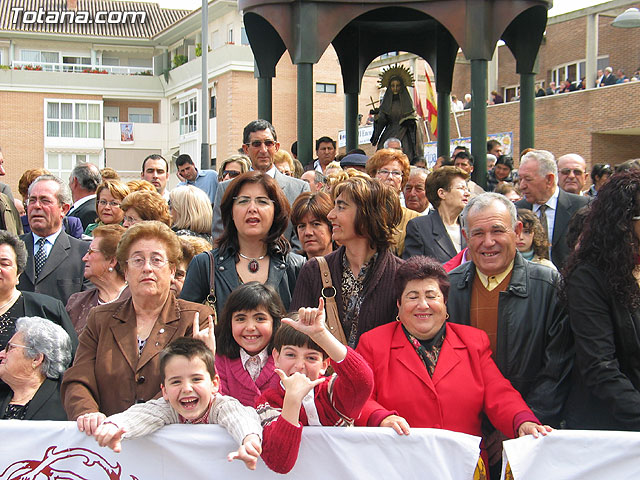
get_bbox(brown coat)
[61,295,213,419]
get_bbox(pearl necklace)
[0,290,19,313]
[238,252,267,273]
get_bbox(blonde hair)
[169,185,213,234]
[126,179,157,193]
[273,150,294,171]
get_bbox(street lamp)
[612,7,640,28]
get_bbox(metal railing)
[11,61,152,75]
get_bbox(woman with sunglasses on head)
[181,171,305,317]
[218,154,252,182]
[62,221,213,432]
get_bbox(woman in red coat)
[356,256,550,469]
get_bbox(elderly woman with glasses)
[84,180,130,236]
[61,221,213,433]
[366,149,418,256]
[181,171,305,316]
[0,316,73,420]
[66,225,130,335]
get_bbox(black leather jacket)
[446,252,573,425]
[180,244,305,315]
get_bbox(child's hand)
[380,414,411,435]
[275,368,326,401]
[76,412,107,436]
[518,422,553,438]
[93,422,127,453]
[192,312,216,354]
[282,297,327,337]
[228,433,262,470]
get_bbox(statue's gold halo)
[379,65,414,89]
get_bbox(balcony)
[11,61,152,75]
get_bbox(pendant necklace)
[238,252,266,273]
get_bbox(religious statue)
[370,65,424,163]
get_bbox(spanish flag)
[425,67,438,137]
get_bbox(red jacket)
[355,322,537,438]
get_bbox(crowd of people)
[0,120,638,477]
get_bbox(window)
[504,86,520,102]
[210,95,217,119]
[227,24,234,44]
[552,55,609,85]
[316,82,337,94]
[380,52,399,60]
[211,30,221,49]
[46,153,100,180]
[46,100,101,138]
[128,107,153,123]
[241,27,249,45]
[103,106,120,123]
[179,97,197,135]
[62,56,91,72]
[102,57,120,66]
[20,50,59,69]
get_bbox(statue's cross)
[366,96,379,109]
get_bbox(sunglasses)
[223,170,241,178]
[245,140,276,148]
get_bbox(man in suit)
[212,119,310,244]
[19,175,90,305]
[67,162,101,230]
[601,66,617,86]
[448,193,572,478]
[516,149,589,268]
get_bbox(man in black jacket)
[447,193,572,477]
[67,162,101,230]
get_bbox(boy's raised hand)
[227,434,262,470]
[192,312,216,354]
[93,422,127,453]
[282,297,327,337]
[275,368,326,401]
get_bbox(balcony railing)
[11,61,152,75]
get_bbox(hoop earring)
[445,313,450,320]
[395,316,400,322]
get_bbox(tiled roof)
[0,0,191,38]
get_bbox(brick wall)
[0,91,101,196]
[448,80,640,169]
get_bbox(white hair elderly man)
[447,192,572,473]
[515,149,589,268]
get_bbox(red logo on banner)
[0,446,140,480]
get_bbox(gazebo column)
[436,90,450,159]
[519,72,535,152]
[297,62,314,165]
[470,58,488,189]
[345,92,358,152]
[257,76,273,122]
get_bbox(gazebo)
[238,0,549,186]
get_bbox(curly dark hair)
[561,170,640,309]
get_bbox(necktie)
[34,238,47,278]
[538,204,549,240]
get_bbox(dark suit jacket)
[0,378,67,420]
[402,209,466,264]
[211,168,310,248]
[22,291,79,356]
[18,231,91,305]
[68,198,97,230]
[516,189,589,268]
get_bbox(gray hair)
[28,174,72,206]
[313,170,328,185]
[15,317,72,379]
[461,192,518,234]
[408,166,428,178]
[71,162,102,192]
[486,154,497,167]
[521,149,558,180]
[0,231,27,274]
[383,137,402,149]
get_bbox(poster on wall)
[424,132,513,169]
[120,123,134,143]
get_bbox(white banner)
[502,430,640,480]
[0,421,480,480]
